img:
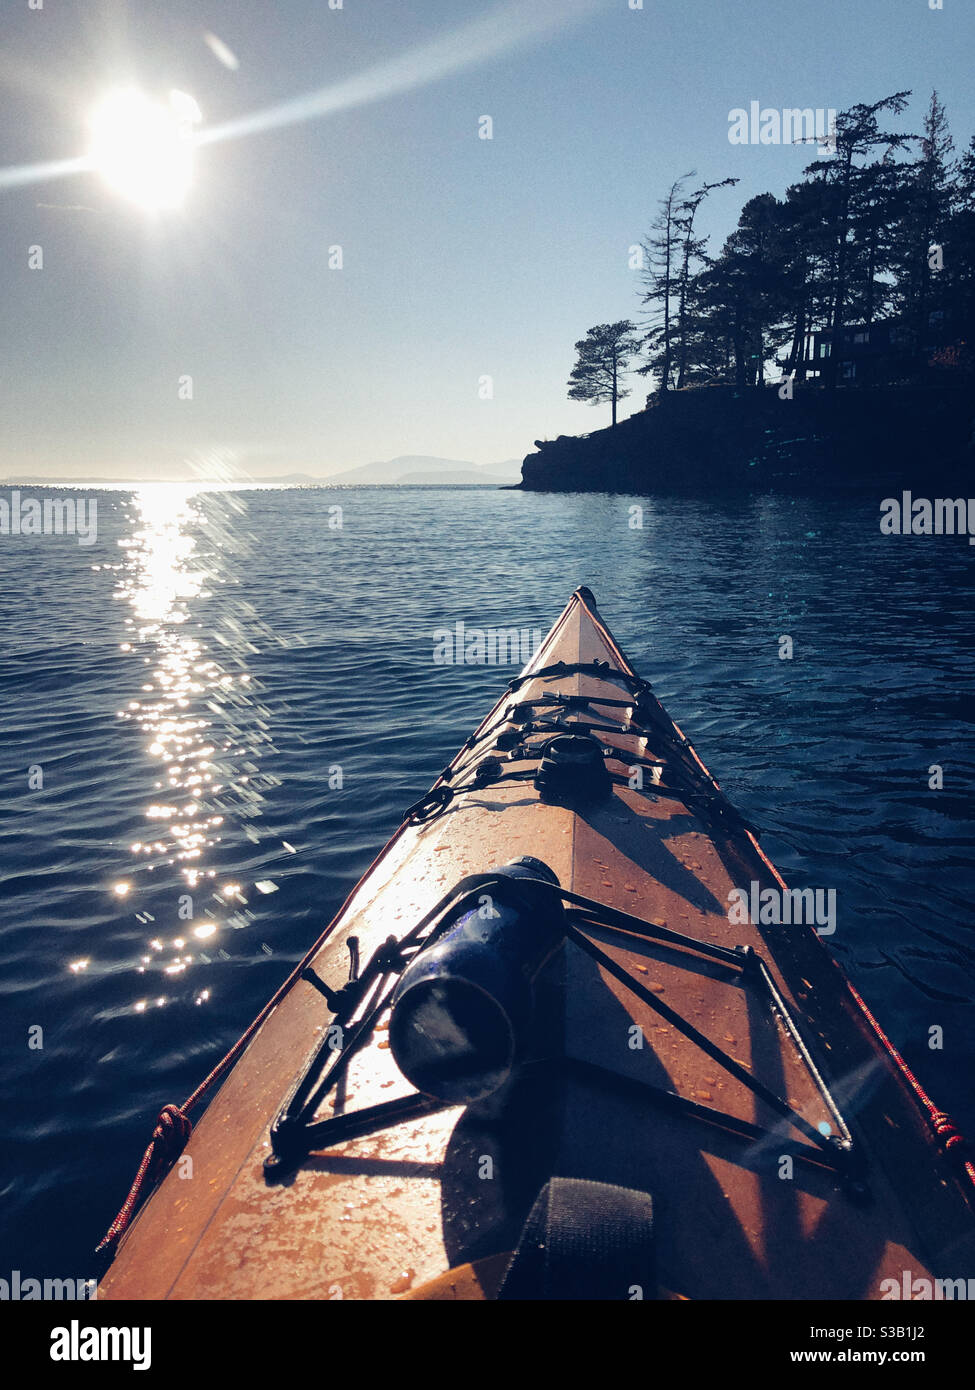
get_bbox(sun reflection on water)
[107,480,284,1011]
[116,485,223,883]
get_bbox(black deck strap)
[402,784,454,823]
[497,1177,655,1301]
[406,763,683,826]
[508,693,647,716]
[505,662,652,696]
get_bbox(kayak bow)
[98,587,975,1300]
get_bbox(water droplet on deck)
[390,1269,416,1294]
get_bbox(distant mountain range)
[1,455,523,487]
[309,454,522,486]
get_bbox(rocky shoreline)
[519,385,975,494]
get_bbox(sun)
[88,89,202,210]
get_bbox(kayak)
[97,587,975,1300]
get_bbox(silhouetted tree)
[775,180,834,379]
[854,150,907,328]
[673,177,739,388]
[944,135,975,347]
[802,92,914,386]
[567,321,642,427]
[637,177,691,393]
[697,195,791,386]
[628,90,975,396]
[890,92,956,360]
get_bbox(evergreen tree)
[672,177,739,388]
[700,195,791,386]
[890,91,956,362]
[567,321,642,427]
[626,91,975,397]
[775,180,834,380]
[945,136,975,342]
[637,177,691,393]
[802,92,914,386]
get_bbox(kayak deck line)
[261,870,867,1197]
[96,586,975,1300]
[407,653,758,839]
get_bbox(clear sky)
[2,0,973,480]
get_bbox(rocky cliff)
[520,385,975,494]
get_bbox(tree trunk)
[661,236,672,393]
[734,309,747,387]
[755,324,764,385]
[789,297,807,380]
[826,147,856,390]
[677,244,690,390]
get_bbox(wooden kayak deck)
[99,589,975,1300]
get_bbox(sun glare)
[88,89,201,210]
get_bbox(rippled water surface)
[1,483,973,1280]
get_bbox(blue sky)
[2,0,973,480]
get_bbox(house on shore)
[784,311,967,384]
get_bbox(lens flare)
[0,1,608,193]
[88,89,201,210]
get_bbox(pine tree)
[567,321,642,427]
[631,91,975,396]
[637,177,691,394]
[672,178,739,388]
[947,137,975,339]
[775,180,834,380]
[802,92,914,386]
[699,195,791,387]
[890,91,956,362]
